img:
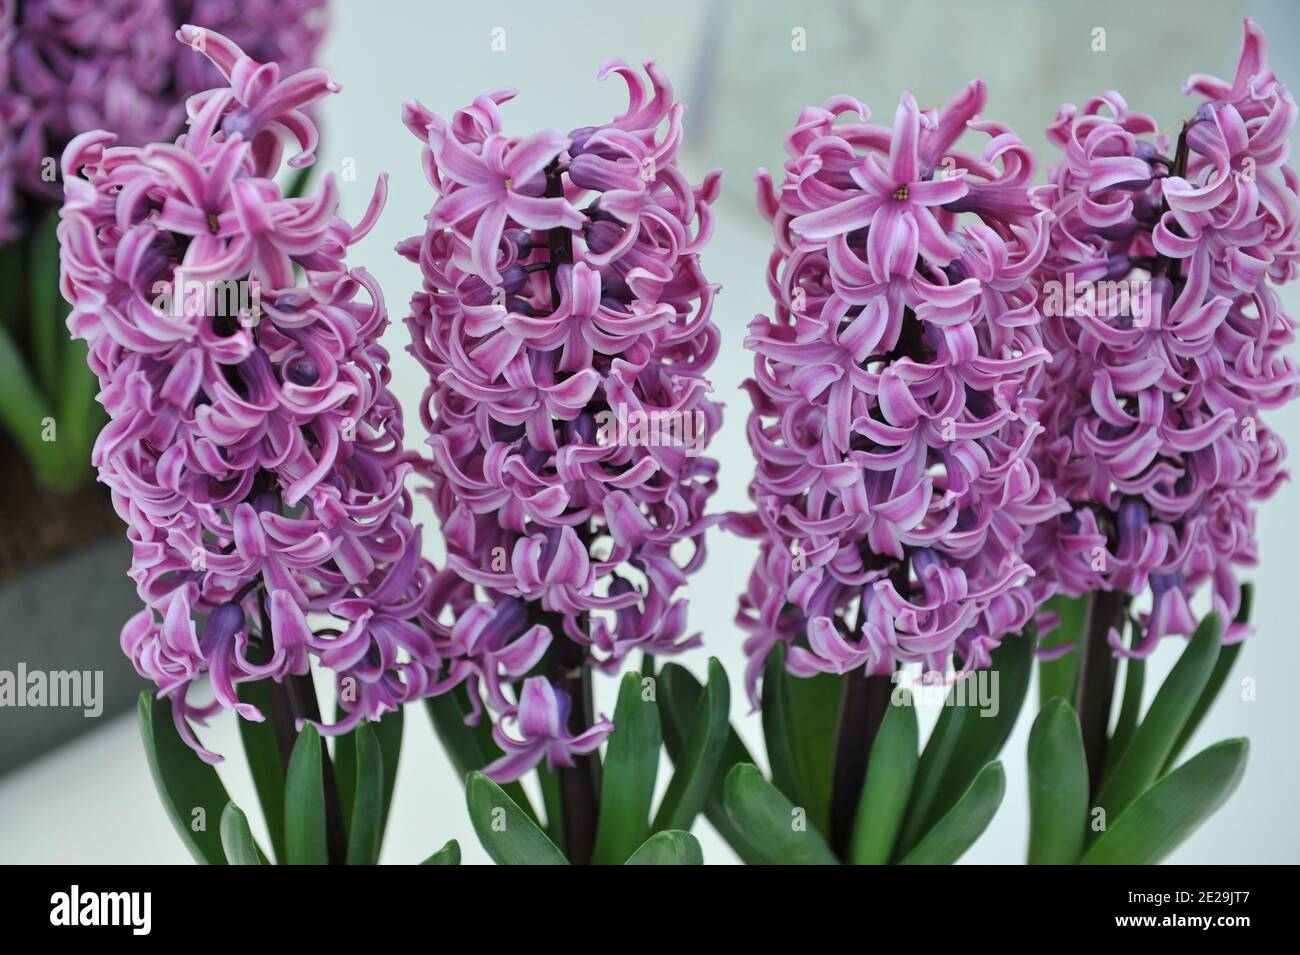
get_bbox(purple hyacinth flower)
[403,60,722,782]
[733,83,1063,704]
[60,28,432,760]
[1030,17,1300,653]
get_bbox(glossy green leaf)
[849,698,917,865]
[426,687,538,823]
[1081,739,1248,865]
[137,692,230,865]
[284,723,328,865]
[651,657,730,834]
[0,320,62,486]
[1038,594,1088,708]
[922,624,1034,831]
[420,840,461,865]
[466,772,568,865]
[1094,614,1221,826]
[760,644,806,807]
[722,763,838,865]
[786,670,842,836]
[345,725,384,865]
[895,676,972,855]
[1166,585,1251,772]
[898,761,1005,865]
[1102,620,1145,782]
[238,679,287,863]
[657,663,763,864]
[592,671,661,864]
[1027,699,1088,865]
[219,803,263,865]
[624,829,703,865]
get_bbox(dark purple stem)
[1075,588,1129,795]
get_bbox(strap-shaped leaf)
[786,670,842,837]
[760,645,806,807]
[651,657,730,834]
[1094,614,1221,826]
[592,671,661,864]
[1101,621,1145,782]
[624,829,703,865]
[658,663,762,863]
[219,803,263,865]
[849,698,918,864]
[284,723,328,865]
[895,677,971,855]
[1027,699,1088,864]
[137,692,230,865]
[1166,585,1251,772]
[420,840,462,865]
[898,761,1005,865]
[722,763,838,865]
[426,688,538,822]
[1081,739,1248,865]
[920,624,1034,832]
[345,724,384,865]
[1038,593,1088,707]
[237,680,287,863]
[466,771,568,865]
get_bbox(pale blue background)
[2,0,1297,863]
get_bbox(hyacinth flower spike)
[1019,18,1292,864]
[722,80,1064,864]
[403,60,725,865]
[58,29,457,865]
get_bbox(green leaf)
[238,680,287,863]
[137,692,230,865]
[1038,594,1088,708]
[721,763,838,865]
[651,657,730,834]
[1101,620,1146,782]
[786,670,842,836]
[425,687,538,823]
[466,772,568,865]
[624,829,703,865]
[30,209,62,397]
[342,708,404,840]
[1026,699,1088,865]
[284,723,329,865]
[1094,614,1222,826]
[849,698,918,865]
[1081,739,1248,865]
[219,803,263,865]
[895,676,972,855]
[657,663,763,864]
[345,725,384,865]
[921,624,1034,832]
[898,761,1005,865]
[760,644,806,807]
[0,320,62,486]
[420,840,461,865]
[592,671,661,864]
[1165,584,1251,772]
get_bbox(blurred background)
[2,0,1298,863]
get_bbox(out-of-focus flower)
[1030,18,1300,653]
[0,1,327,236]
[733,83,1062,703]
[404,60,722,781]
[60,28,426,760]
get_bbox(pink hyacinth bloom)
[404,60,722,781]
[59,29,431,760]
[1030,18,1300,654]
[734,83,1063,704]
